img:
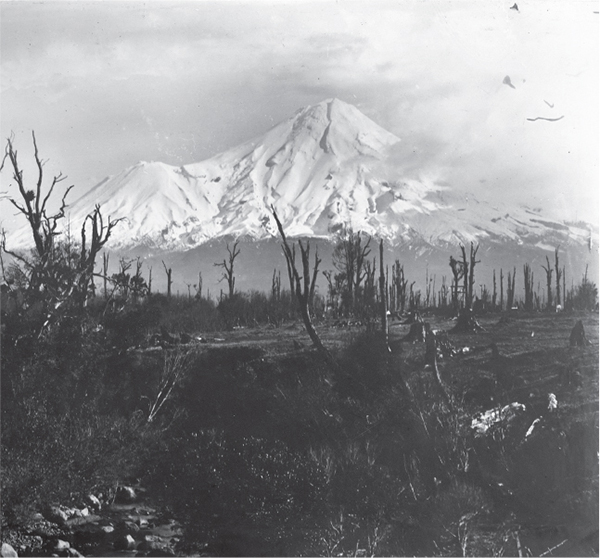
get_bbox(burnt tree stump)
[569,320,589,347]
[450,308,485,333]
[404,321,428,342]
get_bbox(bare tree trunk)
[379,239,389,349]
[555,247,562,306]
[542,256,553,311]
[271,207,338,370]
[162,261,172,298]
[103,252,110,299]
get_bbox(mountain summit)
[5,98,594,254]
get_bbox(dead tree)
[492,269,497,310]
[271,268,281,301]
[1,132,73,292]
[214,240,240,298]
[162,261,173,298]
[76,205,120,303]
[103,252,110,299]
[1,133,120,319]
[147,266,152,295]
[523,263,534,311]
[271,207,337,369]
[562,267,566,310]
[460,242,480,310]
[500,269,504,311]
[392,260,408,314]
[309,246,321,309]
[438,276,449,308]
[449,256,464,311]
[378,239,389,349]
[506,267,516,309]
[541,256,554,311]
[555,247,563,307]
[332,227,371,314]
[195,271,203,299]
[284,244,297,299]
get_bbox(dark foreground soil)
[3,311,598,557]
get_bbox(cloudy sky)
[1,0,598,233]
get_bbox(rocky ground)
[1,484,181,557]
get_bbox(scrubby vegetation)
[1,135,598,556]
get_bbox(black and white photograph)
[1,1,598,556]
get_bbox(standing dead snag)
[309,247,321,309]
[1,133,121,323]
[554,246,563,307]
[332,227,371,314]
[523,263,534,311]
[541,256,554,311]
[506,268,516,309]
[1,132,73,285]
[459,242,480,310]
[76,204,120,306]
[449,256,464,311]
[378,239,390,349]
[102,252,110,298]
[214,240,240,298]
[271,206,335,369]
[162,261,173,298]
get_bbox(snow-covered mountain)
[5,98,595,254]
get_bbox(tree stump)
[450,308,485,333]
[404,321,428,342]
[569,320,588,347]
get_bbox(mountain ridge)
[5,98,596,256]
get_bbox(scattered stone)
[30,519,66,538]
[43,505,69,526]
[137,539,167,553]
[116,519,139,534]
[525,417,542,439]
[84,495,101,512]
[72,522,114,549]
[31,512,45,521]
[471,402,527,438]
[115,486,137,503]
[101,525,115,535]
[114,534,136,551]
[51,539,70,552]
[1,543,18,557]
[59,548,83,557]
